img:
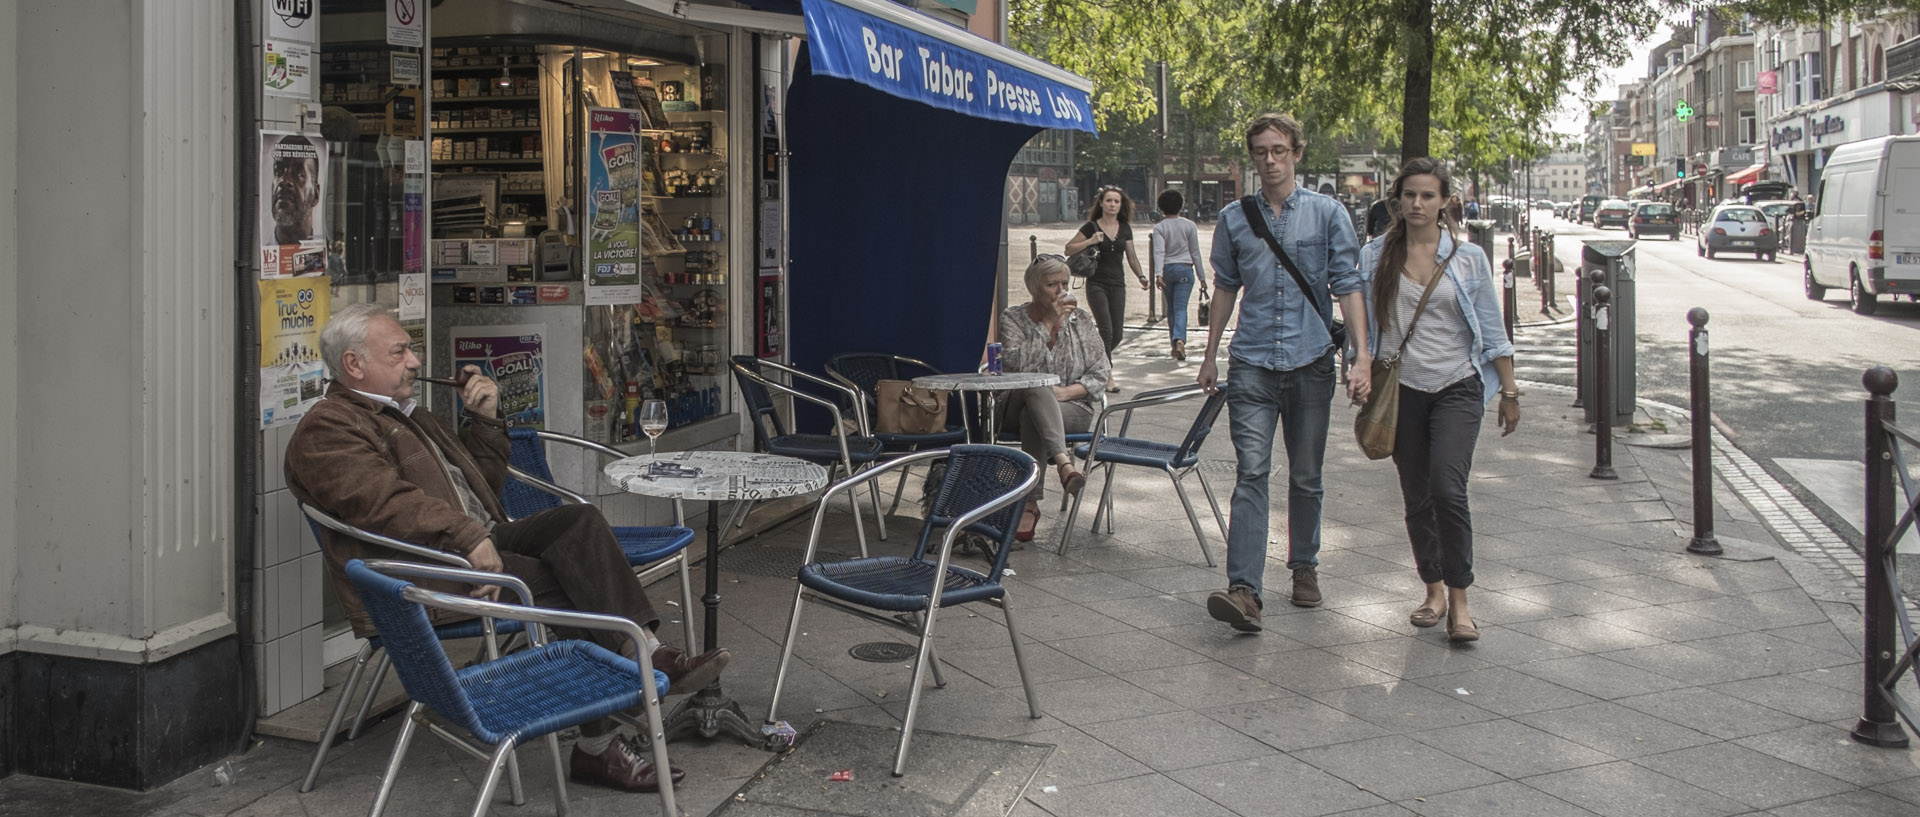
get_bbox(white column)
[12,0,234,662]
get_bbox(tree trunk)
[1401,0,1435,162]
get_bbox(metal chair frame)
[502,427,699,650]
[731,355,885,552]
[347,559,676,817]
[766,446,1042,776]
[296,504,526,795]
[1059,383,1229,567]
[825,352,970,515]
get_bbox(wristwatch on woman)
[1499,388,1522,402]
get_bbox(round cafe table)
[604,450,828,747]
[910,371,1060,444]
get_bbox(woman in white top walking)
[1150,189,1210,361]
[1357,157,1520,644]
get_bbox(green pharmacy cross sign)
[1675,100,1694,123]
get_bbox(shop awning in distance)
[1725,163,1766,185]
[800,0,1095,133]
[1653,178,1682,192]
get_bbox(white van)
[1805,134,1920,314]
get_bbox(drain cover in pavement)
[849,641,918,663]
[711,720,1052,817]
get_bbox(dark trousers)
[1391,375,1483,589]
[494,502,659,651]
[1083,277,1127,352]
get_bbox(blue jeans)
[1162,263,1194,340]
[1224,355,1336,597]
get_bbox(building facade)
[1756,11,1920,200]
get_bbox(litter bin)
[1579,240,1637,427]
[1467,219,1495,262]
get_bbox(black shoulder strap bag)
[1239,195,1347,350]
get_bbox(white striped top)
[1379,272,1476,392]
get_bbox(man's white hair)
[320,302,394,379]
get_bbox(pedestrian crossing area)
[1510,314,1579,387]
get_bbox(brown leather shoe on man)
[570,735,685,792]
[1206,586,1262,632]
[652,644,731,695]
[1290,567,1322,608]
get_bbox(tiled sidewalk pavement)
[7,322,1918,817]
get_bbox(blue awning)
[800,0,1094,134]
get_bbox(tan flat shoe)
[1446,607,1479,643]
[1409,602,1447,628]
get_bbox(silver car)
[1696,204,1779,261]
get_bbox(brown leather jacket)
[285,383,512,636]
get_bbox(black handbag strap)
[1239,195,1333,332]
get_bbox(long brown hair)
[1086,185,1134,223]
[1372,157,1457,335]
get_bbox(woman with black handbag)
[1356,158,1519,643]
[1065,185,1148,392]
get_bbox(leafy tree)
[1011,0,1684,175]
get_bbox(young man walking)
[1195,113,1372,631]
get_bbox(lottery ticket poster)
[258,277,331,429]
[451,324,547,428]
[583,108,644,305]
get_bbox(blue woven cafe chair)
[766,445,1041,776]
[502,427,698,650]
[731,355,886,552]
[344,558,675,817]
[825,353,968,513]
[296,504,527,795]
[1059,383,1229,567]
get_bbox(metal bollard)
[1852,366,1911,748]
[1507,236,1516,261]
[1029,234,1039,262]
[1502,259,1516,342]
[1590,284,1618,480]
[1686,309,1721,555]
[1543,233,1559,313]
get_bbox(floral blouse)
[998,303,1109,409]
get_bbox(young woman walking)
[1357,158,1520,643]
[1150,189,1209,361]
[1065,185,1148,391]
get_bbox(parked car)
[1806,134,1920,315]
[1578,194,1605,223]
[1696,203,1779,261]
[1754,200,1801,222]
[1593,199,1634,229]
[1628,201,1679,240]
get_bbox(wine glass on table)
[639,399,668,455]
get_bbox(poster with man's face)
[260,130,328,278]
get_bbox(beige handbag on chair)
[875,379,949,435]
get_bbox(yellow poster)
[259,278,331,428]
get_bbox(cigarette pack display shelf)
[433,94,542,103]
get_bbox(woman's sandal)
[1015,504,1041,542]
[1057,463,1087,496]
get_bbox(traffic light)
[1675,158,1687,178]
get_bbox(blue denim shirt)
[1211,188,1362,372]
[1357,231,1516,405]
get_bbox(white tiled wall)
[254,422,324,715]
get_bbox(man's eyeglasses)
[1251,145,1297,160]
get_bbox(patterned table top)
[911,372,1060,392]
[604,451,828,501]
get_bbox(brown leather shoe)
[1290,567,1322,608]
[1206,586,1262,632]
[570,736,684,792]
[652,644,730,695]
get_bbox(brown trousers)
[493,502,659,652]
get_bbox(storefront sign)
[1890,37,1920,82]
[1674,100,1694,123]
[451,325,548,428]
[1757,70,1777,95]
[584,108,646,306]
[257,277,330,429]
[1631,142,1656,156]
[397,272,427,321]
[386,0,424,48]
[259,130,328,278]
[801,0,1094,133]
[266,0,316,42]
[1713,147,1753,168]
[263,40,314,100]
[1772,124,1804,149]
[1810,114,1847,143]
